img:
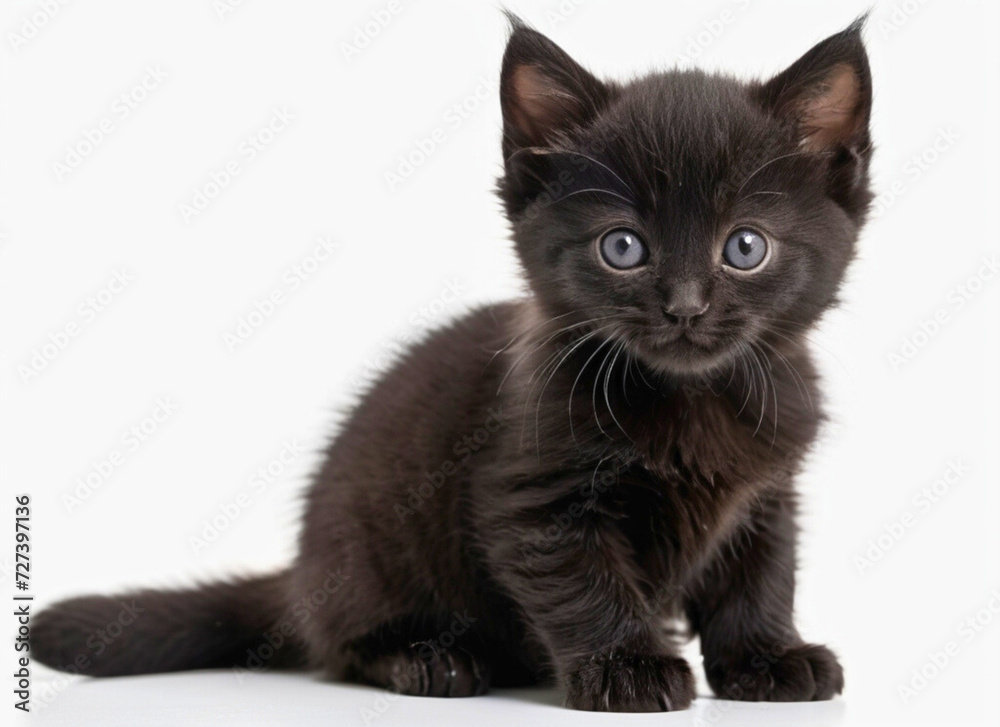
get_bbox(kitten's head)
[498,15,873,377]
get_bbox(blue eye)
[600,228,648,270]
[723,229,768,270]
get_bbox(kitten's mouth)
[645,325,716,353]
[653,328,711,348]
[632,328,734,376]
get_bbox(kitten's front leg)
[686,488,844,702]
[485,487,694,712]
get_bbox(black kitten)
[33,14,872,712]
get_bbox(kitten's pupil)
[616,237,633,255]
[738,235,754,255]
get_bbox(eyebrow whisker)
[545,187,635,207]
[547,149,637,201]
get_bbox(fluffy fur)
[32,14,873,712]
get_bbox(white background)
[2,1,999,725]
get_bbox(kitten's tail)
[30,571,308,676]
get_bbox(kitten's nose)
[661,281,710,326]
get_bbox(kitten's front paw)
[707,643,844,702]
[566,653,695,712]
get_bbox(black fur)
[32,14,872,712]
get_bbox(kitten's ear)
[759,16,872,156]
[500,14,610,158]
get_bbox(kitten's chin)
[633,336,736,378]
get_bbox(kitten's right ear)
[500,14,609,159]
[758,16,872,156]
[757,16,873,215]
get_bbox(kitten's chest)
[610,392,805,585]
[502,337,818,578]
[613,459,762,588]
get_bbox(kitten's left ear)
[759,16,872,158]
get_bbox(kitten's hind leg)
[342,616,491,698]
